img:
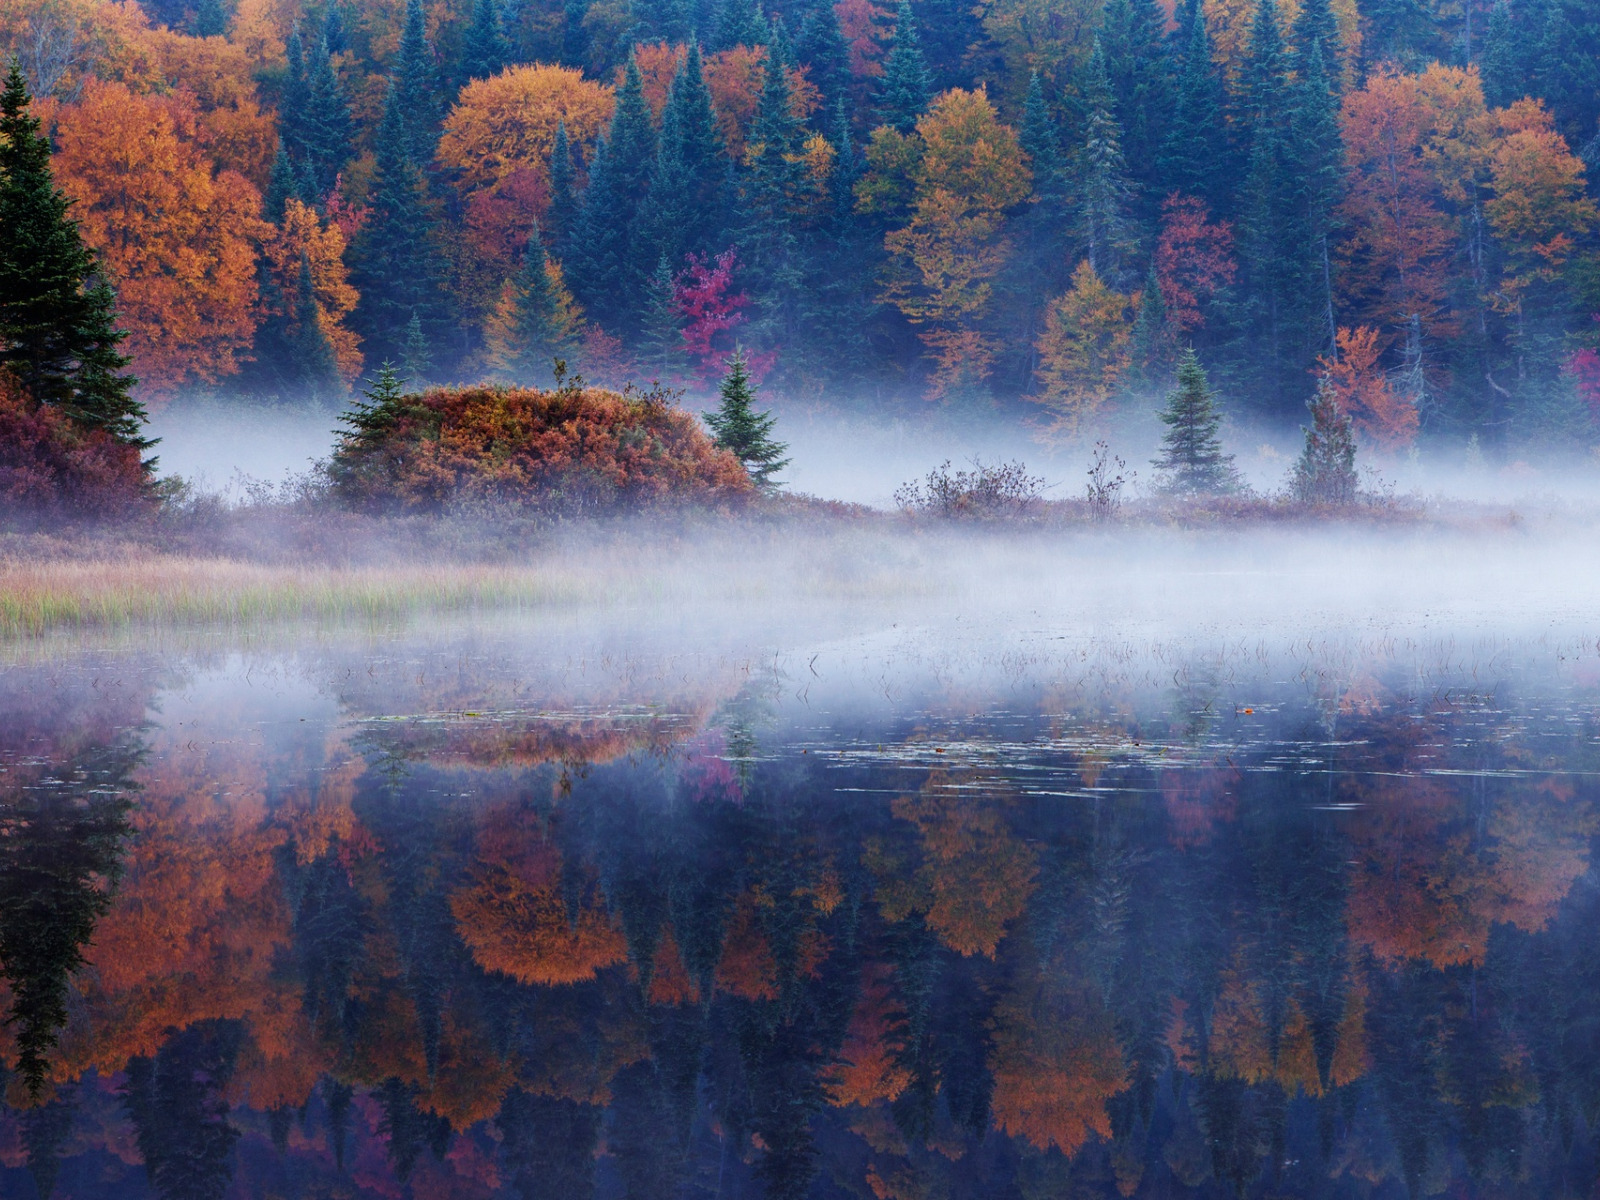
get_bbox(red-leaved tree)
[1155,194,1236,336]
[672,250,773,384]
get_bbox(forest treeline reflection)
[2,658,1599,1200]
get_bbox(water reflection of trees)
[4,682,1600,1197]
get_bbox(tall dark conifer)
[351,81,448,363]
[0,61,145,451]
[1289,0,1340,76]
[645,42,726,265]
[301,35,353,196]
[1291,37,1342,358]
[879,1,931,133]
[565,136,631,331]
[1480,1,1521,109]
[1159,5,1230,209]
[546,120,578,253]
[1076,42,1138,286]
[741,39,803,352]
[281,26,308,154]
[462,0,510,81]
[263,147,297,224]
[796,0,851,113]
[396,0,441,163]
[1100,0,1176,204]
[713,0,768,50]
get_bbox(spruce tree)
[1289,378,1356,504]
[713,0,768,50]
[396,0,441,163]
[705,349,788,490]
[564,136,631,331]
[463,0,510,81]
[302,35,353,196]
[644,45,726,264]
[1291,37,1342,359]
[1479,1,1522,110]
[351,81,448,364]
[1152,349,1240,495]
[292,252,341,398]
[1158,6,1229,209]
[195,0,227,37]
[638,255,686,381]
[263,147,297,224]
[1077,42,1138,286]
[879,1,931,133]
[609,55,659,198]
[796,0,851,113]
[546,121,578,253]
[1129,264,1171,382]
[280,26,309,163]
[1019,71,1063,198]
[1289,0,1339,75]
[323,4,348,54]
[1100,0,1176,203]
[402,312,433,384]
[497,225,577,383]
[0,60,146,452]
[740,43,803,351]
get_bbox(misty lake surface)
[6,559,1600,1200]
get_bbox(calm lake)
[5,542,1600,1199]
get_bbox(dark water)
[4,614,1600,1200]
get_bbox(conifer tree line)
[2,0,1599,454]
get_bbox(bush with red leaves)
[0,374,150,521]
[326,380,756,515]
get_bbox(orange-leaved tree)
[259,199,363,380]
[1319,325,1417,451]
[1155,194,1236,336]
[51,78,264,399]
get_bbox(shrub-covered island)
[326,367,755,515]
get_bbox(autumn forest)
[2,0,1599,463]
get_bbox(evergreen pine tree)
[1158,6,1229,209]
[546,120,578,252]
[396,0,441,163]
[1129,263,1171,382]
[1100,0,1176,203]
[1291,37,1342,358]
[463,0,510,81]
[644,42,726,264]
[402,312,432,384]
[609,54,659,198]
[281,26,309,162]
[713,0,768,50]
[879,1,932,133]
[302,35,353,196]
[0,60,146,452]
[323,4,348,54]
[493,225,579,383]
[291,252,341,397]
[564,136,631,330]
[1289,378,1356,504]
[1019,71,1063,197]
[1289,0,1339,76]
[828,95,858,214]
[639,255,686,380]
[1152,349,1240,494]
[263,147,297,224]
[351,81,448,364]
[195,0,227,37]
[740,41,803,351]
[705,349,788,489]
[1076,42,1139,286]
[1479,1,1522,109]
[796,0,851,113]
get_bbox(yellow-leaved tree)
[1030,260,1135,439]
[880,88,1031,400]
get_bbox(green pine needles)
[704,350,788,492]
[1289,379,1358,505]
[0,57,148,460]
[1153,349,1241,495]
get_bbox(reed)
[0,557,605,639]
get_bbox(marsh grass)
[0,557,605,640]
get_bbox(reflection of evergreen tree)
[0,747,134,1097]
[122,1020,245,1200]
[496,1088,601,1199]
[23,1086,75,1200]
[281,850,370,1048]
[375,1077,452,1182]
[323,1078,354,1171]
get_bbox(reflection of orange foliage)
[713,892,779,1001]
[451,810,628,985]
[990,968,1127,1154]
[876,775,1038,958]
[1346,775,1594,968]
[1162,766,1238,849]
[647,924,701,1006]
[823,962,910,1107]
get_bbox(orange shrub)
[0,376,149,520]
[327,381,755,514]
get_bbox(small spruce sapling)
[1289,378,1357,505]
[401,311,432,385]
[705,349,788,491]
[1152,348,1241,496]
